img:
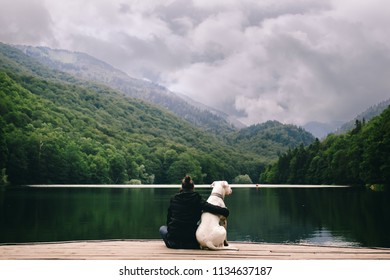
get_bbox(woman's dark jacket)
[166,189,229,246]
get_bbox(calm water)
[1,185,389,247]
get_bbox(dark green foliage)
[261,109,390,189]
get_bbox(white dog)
[196,181,238,250]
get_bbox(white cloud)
[161,0,390,125]
[0,0,54,45]
[1,0,390,126]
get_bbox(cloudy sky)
[1,0,390,126]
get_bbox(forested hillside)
[16,45,241,135]
[260,106,390,189]
[0,43,314,186]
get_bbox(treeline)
[260,107,390,189]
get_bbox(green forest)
[3,42,389,189]
[0,43,314,186]
[260,107,390,190]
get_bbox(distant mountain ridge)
[303,121,344,139]
[304,99,390,139]
[15,45,245,134]
[335,98,390,135]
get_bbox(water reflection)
[0,186,389,248]
[299,228,360,247]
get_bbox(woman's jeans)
[159,225,199,249]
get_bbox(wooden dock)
[1,240,390,260]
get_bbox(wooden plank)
[1,240,390,260]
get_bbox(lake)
[1,185,389,248]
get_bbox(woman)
[159,175,230,249]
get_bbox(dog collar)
[211,192,224,200]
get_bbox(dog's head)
[211,181,232,196]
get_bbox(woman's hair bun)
[182,175,194,189]
[184,175,191,183]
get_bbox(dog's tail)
[204,241,239,251]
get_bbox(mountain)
[15,45,245,134]
[0,43,314,185]
[335,98,390,135]
[304,99,390,139]
[303,120,344,139]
